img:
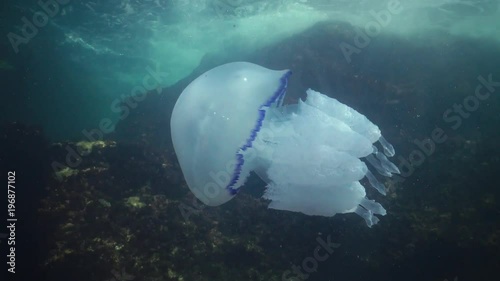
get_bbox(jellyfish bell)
[170,61,400,227]
[170,62,290,206]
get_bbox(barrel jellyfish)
[170,62,400,227]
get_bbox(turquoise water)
[2,0,500,140]
[1,1,499,281]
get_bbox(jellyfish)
[170,62,400,227]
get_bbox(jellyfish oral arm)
[247,89,399,227]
